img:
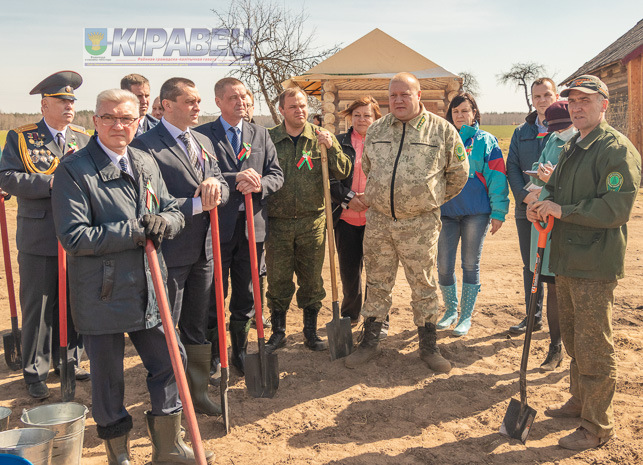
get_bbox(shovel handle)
[145,240,207,465]
[534,215,554,249]
[58,242,67,347]
[209,208,229,370]
[320,144,340,307]
[245,194,265,339]
[0,196,18,320]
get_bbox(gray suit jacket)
[194,118,283,243]
[0,118,91,256]
[131,122,230,267]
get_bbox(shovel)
[243,193,279,398]
[210,207,230,433]
[57,243,75,401]
[320,144,353,361]
[0,196,22,371]
[500,215,554,444]
[145,240,208,465]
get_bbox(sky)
[1,0,642,118]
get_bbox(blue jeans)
[437,214,490,286]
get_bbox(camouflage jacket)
[363,107,469,220]
[268,122,351,218]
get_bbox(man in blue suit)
[121,74,159,136]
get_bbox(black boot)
[303,305,327,351]
[344,317,382,368]
[509,315,542,334]
[206,327,221,386]
[418,323,451,373]
[540,342,563,372]
[229,319,250,375]
[265,309,287,353]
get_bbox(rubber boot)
[540,342,564,372]
[229,319,250,375]
[185,343,222,416]
[206,327,221,386]
[303,305,327,351]
[105,434,131,465]
[437,282,458,329]
[265,309,287,353]
[345,317,382,368]
[418,323,451,373]
[145,411,215,464]
[453,283,480,337]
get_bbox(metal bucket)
[0,407,11,432]
[20,403,87,465]
[0,428,55,464]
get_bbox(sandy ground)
[0,193,641,465]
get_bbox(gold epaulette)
[14,123,38,133]
[69,124,89,135]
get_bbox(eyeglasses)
[96,115,139,127]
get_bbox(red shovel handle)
[244,194,264,339]
[145,240,207,465]
[0,197,18,320]
[534,215,554,248]
[209,208,229,370]
[58,243,68,347]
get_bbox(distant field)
[0,130,6,149]
[480,125,516,140]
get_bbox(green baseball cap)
[561,75,609,99]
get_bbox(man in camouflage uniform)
[345,72,469,372]
[528,75,641,450]
[265,87,351,352]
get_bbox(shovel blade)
[60,354,76,402]
[500,398,537,444]
[220,366,230,434]
[245,347,279,398]
[3,330,22,371]
[326,315,354,362]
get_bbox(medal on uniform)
[199,143,211,162]
[67,140,78,153]
[237,142,251,162]
[145,180,159,212]
[297,150,313,170]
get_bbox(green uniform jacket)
[268,122,351,218]
[544,120,641,280]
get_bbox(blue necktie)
[228,126,240,157]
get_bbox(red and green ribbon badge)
[67,141,78,153]
[237,142,251,162]
[537,132,548,139]
[465,142,473,156]
[297,150,313,170]
[145,180,159,212]
[199,143,210,162]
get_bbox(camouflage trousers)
[362,209,441,327]
[265,215,326,313]
[556,275,618,438]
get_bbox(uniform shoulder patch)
[606,172,623,192]
[14,123,38,133]
[69,124,89,135]
[415,115,426,130]
[455,141,466,162]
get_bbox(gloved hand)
[141,214,168,249]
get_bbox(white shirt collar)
[220,117,243,134]
[43,119,69,141]
[96,137,133,177]
[161,117,188,140]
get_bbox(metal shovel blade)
[3,325,22,371]
[220,366,230,434]
[245,339,279,398]
[61,353,76,402]
[500,398,537,444]
[326,302,354,361]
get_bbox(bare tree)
[213,0,340,124]
[458,71,479,97]
[497,62,546,112]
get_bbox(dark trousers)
[84,326,181,432]
[515,218,543,318]
[167,249,212,346]
[18,252,83,384]
[334,220,365,321]
[209,212,262,331]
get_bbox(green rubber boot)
[437,282,458,329]
[453,283,480,337]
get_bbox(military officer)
[0,70,90,399]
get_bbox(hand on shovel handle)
[145,240,208,465]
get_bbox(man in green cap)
[0,70,90,399]
[528,75,641,451]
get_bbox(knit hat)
[545,101,572,133]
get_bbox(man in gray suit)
[121,73,159,136]
[0,70,90,399]
[195,77,283,380]
[132,77,229,416]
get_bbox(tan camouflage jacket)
[363,107,469,220]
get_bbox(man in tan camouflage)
[345,72,469,372]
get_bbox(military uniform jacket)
[544,120,641,280]
[131,122,230,267]
[194,117,284,243]
[0,118,90,256]
[363,108,469,220]
[51,137,185,335]
[267,122,350,219]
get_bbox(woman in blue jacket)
[436,93,509,336]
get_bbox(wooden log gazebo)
[283,29,462,134]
